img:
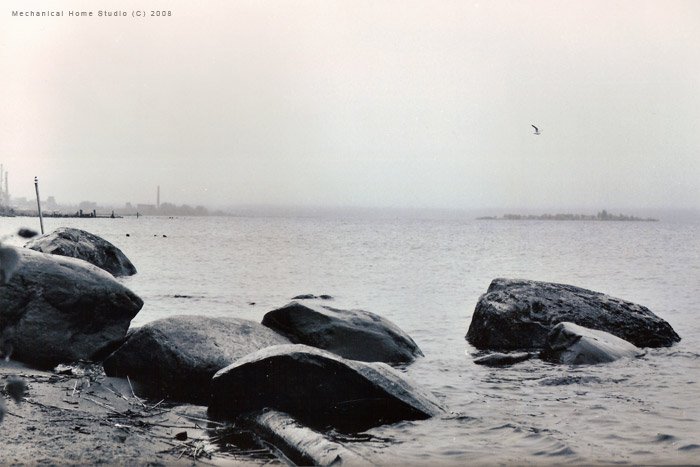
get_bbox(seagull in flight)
[531,124,541,135]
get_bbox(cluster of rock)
[0,227,683,446]
[467,278,680,366]
[104,304,437,432]
[1,227,442,434]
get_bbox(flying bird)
[531,124,541,135]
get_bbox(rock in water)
[466,278,680,350]
[103,316,291,402]
[0,249,143,368]
[473,352,533,366]
[26,227,137,277]
[262,301,423,365]
[209,344,444,433]
[541,322,643,365]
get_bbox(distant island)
[477,210,658,222]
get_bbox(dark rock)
[26,227,137,277]
[0,248,143,368]
[541,322,643,365]
[473,352,533,366]
[291,294,317,300]
[4,377,27,403]
[209,344,444,432]
[262,301,423,364]
[291,294,334,300]
[16,228,38,239]
[103,315,291,403]
[466,278,680,350]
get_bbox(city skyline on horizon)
[2,1,699,213]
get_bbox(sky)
[1,0,699,211]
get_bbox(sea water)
[2,213,698,464]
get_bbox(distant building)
[46,196,58,210]
[136,203,156,214]
[79,201,98,211]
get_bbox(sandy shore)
[0,360,280,465]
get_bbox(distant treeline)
[477,210,658,222]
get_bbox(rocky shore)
[0,227,682,465]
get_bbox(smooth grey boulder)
[26,227,137,277]
[0,248,143,368]
[103,315,291,402]
[473,352,533,366]
[466,278,680,350]
[209,344,444,433]
[262,301,423,365]
[541,322,644,365]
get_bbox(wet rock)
[541,322,643,365]
[209,344,444,433]
[262,301,423,364]
[0,248,143,368]
[26,227,137,277]
[466,278,680,350]
[16,228,38,239]
[291,294,317,300]
[473,352,533,366]
[291,294,333,300]
[103,315,291,403]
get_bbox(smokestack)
[0,164,3,194]
[4,171,8,197]
[157,185,160,209]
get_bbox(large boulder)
[103,316,291,402]
[540,322,643,365]
[209,344,444,433]
[261,301,423,365]
[26,227,137,277]
[467,278,680,350]
[0,248,143,368]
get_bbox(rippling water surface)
[2,214,699,464]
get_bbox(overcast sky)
[1,0,698,211]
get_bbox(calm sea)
[2,213,699,464]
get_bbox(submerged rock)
[103,316,291,402]
[291,294,334,300]
[262,301,423,364]
[0,248,143,368]
[26,227,137,277]
[473,352,533,366]
[466,278,680,350]
[209,344,444,433]
[541,322,643,365]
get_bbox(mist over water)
[2,212,698,464]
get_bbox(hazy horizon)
[2,1,698,212]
